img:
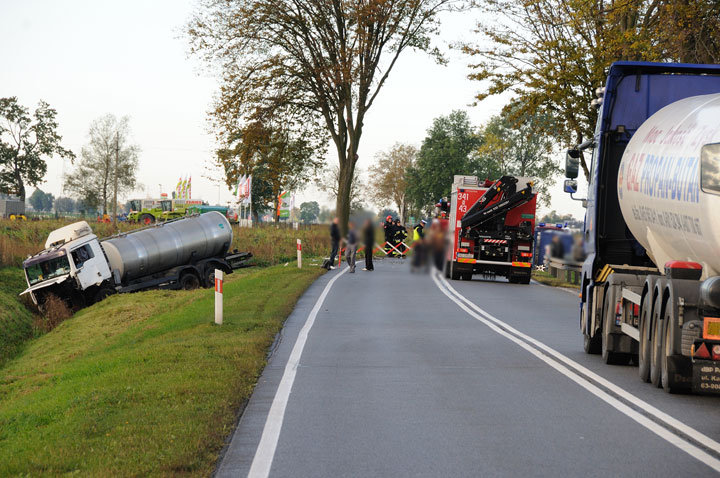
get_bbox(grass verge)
[0,268,35,367]
[0,264,324,476]
[532,270,580,289]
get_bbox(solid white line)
[438,274,720,455]
[248,267,348,478]
[431,273,720,472]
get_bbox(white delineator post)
[297,239,302,268]
[214,269,223,325]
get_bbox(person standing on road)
[393,218,407,256]
[328,217,341,270]
[362,218,375,271]
[346,221,358,273]
[413,219,426,242]
[383,215,395,256]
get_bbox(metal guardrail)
[547,257,583,285]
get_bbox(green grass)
[0,268,35,366]
[0,264,324,476]
[532,269,581,289]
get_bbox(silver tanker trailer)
[21,211,252,309]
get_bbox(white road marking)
[248,267,348,478]
[431,272,720,472]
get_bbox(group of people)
[325,216,428,273]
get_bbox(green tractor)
[127,198,163,225]
[157,199,205,221]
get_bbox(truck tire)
[602,291,630,365]
[450,261,461,281]
[650,295,665,387]
[444,261,451,279]
[180,272,200,290]
[638,301,652,382]
[462,272,473,281]
[140,213,155,225]
[203,265,219,288]
[94,286,115,304]
[582,308,602,354]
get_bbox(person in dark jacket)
[362,218,375,271]
[383,215,395,256]
[328,217,340,269]
[346,221,358,273]
[393,218,408,256]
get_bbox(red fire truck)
[444,175,537,284]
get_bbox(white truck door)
[70,241,111,290]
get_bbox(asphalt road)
[217,259,720,477]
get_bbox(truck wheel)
[180,273,200,290]
[203,266,218,288]
[462,272,473,281]
[649,296,664,387]
[582,307,602,354]
[140,213,155,225]
[94,287,115,304]
[444,261,451,279]
[638,303,652,382]
[601,293,630,365]
[450,262,461,281]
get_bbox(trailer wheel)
[638,298,652,382]
[582,308,602,354]
[203,265,219,288]
[180,272,200,290]
[94,287,115,304]
[649,295,665,387]
[140,213,155,225]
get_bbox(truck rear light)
[520,252,532,258]
[615,301,622,325]
[458,248,468,253]
[713,345,720,361]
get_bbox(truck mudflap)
[693,360,720,394]
[226,251,253,270]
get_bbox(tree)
[405,111,483,214]
[188,0,464,233]
[216,117,324,223]
[63,115,139,214]
[0,97,74,201]
[318,206,334,224]
[299,201,320,224]
[478,107,559,205]
[540,210,583,229]
[28,188,54,211]
[463,0,720,179]
[318,165,366,213]
[54,196,77,214]
[369,143,416,223]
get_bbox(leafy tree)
[0,97,74,201]
[478,107,559,206]
[63,115,139,214]
[28,188,54,211]
[369,143,416,223]
[462,0,720,179]
[318,207,334,224]
[188,0,464,233]
[377,208,399,222]
[299,201,320,225]
[405,111,484,214]
[54,196,77,213]
[217,117,324,223]
[540,210,583,229]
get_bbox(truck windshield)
[161,200,172,212]
[701,143,720,195]
[25,253,71,285]
[129,200,142,212]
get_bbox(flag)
[187,175,192,199]
[175,177,182,197]
[236,174,246,200]
[244,175,252,204]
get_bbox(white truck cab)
[22,221,112,305]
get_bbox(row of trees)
[0,96,140,214]
[368,108,558,218]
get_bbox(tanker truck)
[21,211,252,309]
[563,61,720,394]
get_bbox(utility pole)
[113,132,119,227]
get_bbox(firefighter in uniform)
[393,218,408,256]
[383,215,395,256]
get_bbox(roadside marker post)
[214,269,223,325]
[297,239,302,268]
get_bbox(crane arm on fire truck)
[460,176,535,230]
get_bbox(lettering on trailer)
[629,205,703,236]
[621,152,700,204]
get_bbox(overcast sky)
[0,0,586,219]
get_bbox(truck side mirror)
[565,149,580,179]
[563,179,578,194]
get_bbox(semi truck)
[444,175,537,283]
[21,211,251,310]
[563,61,720,394]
